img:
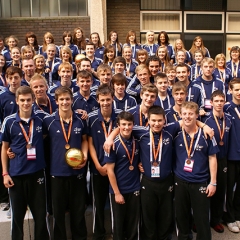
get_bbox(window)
[141,11,182,32]
[226,13,240,32]
[227,0,240,11]
[184,12,224,33]
[184,0,223,11]
[141,0,180,10]
[0,0,87,17]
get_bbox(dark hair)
[62,31,73,45]
[146,56,160,67]
[211,90,225,101]
[73,27,87,50]
[96,84,114,99]
[125,30,139,45]
[16,86,34,99]
[77,70,92,80]
[111,73,128,87]
[229,78,240,90]
[113,56,126,67]
[117,111,134,125]
[103,45,116,63]
[25,32,39,51]
[157,31,170,45]
[176,63,190,72]
[6,66,23,78]
[55,86,73,101]
[90,32,103,48]
[154,72,167,81]
[148,105,165,118]
[172,81,187,94]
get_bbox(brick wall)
[0,17,90,47]
[107,0,140,44]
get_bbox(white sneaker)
[236,221,240,229]
[227,222,239,233]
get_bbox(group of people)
[0,27,240,240]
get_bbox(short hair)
[86,42,95,48]
[135,64,150,75]
[6,66,23,78]
[58,62,73,72]
[46,43,56,52]
[176,49,185,56]
[215,53,226,68]
[33,54,44,63]
[76,70,93,80]
[122,45,132,53]
[111,73,128,87]
[113,56,126,67]
[116,111,134,125]
[154,72,167,83]
[146,56,160,67]
[148,105,165,119]
[211,90,225,101]
[172,81,187,94]
[230,46,240,59]
[194,49,204,57]
[164,64,176,73]
[96,84,114,99]
[229,78,240,90]
[140,83,158,96]
[22,58,35,68]
[181,101,199,115]
[30,73,48,87]
[16,86,34,100]
[176,63,190,72]
[60,45,73,63]
[201,57,215,67]
[97,64,112,74]
[55,86,73,101]
[10,46,21,54]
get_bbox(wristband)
[202,124,206,128]
[209,182,217,186]
[2,172,9,177]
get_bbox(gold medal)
[65,144,70,149]
[65,148,84,167]
[129,165,134,171]
[219,141,224,146]
[153,162,159,167]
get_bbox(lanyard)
[60,115,73,149]
[0,75,7,87]
[231,61,239,77]
[218,69,226,82]
[201,82,215,99]
[19,119,34,148]
[149,44,153,56]
[131,44,136,58]
[119,135,136,168]
[182,127,201,159]
[101,121,113,140]
[113,99,128,111]
[149,130,163,166]
[213,113,225,145]
[158,95,171,109]
[35,96,53,114]
[139,105,148,126]
[234,107,240,119]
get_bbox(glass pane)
[59,0,68,16]
[186,14,222,31]
[227,14,240,32]
[20,0,30,17]
[40,0,49,17]
[11,0,21,17]
[49,0,58,16]
[140,33,181,45]
[227,0,240,11]
[78,0,87,16]
[141,0,180,10]
[184,34,223,60]
[226,35,240,61]
[32,0,40,17]
[69,0,78,16]
[0,0,1,17]
[1,0,11,17]
[184,0,223,11]
[142,13,180,31]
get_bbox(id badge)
[151,166,160,178]
[204,99,212,109]
[27,147,36,160]
[183,159,194,172]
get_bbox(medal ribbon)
[119,135,135,166]
[35,96,53,114]
[158,95,171,109]
[232,61,239,77]
[139,105,148,126]
[213,113,225,143]
[60,116,73,145]
[19,119,34,145]
[150,129,163,164]
[218,69,226,83]
[0,75,7,87]
[182,127,202,159]
[101,121,113,140]
[234,107,240,119]
[201,82,215,99]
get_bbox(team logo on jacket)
[196,144,203,151]
[74,127,82,134]
[36,126,42,133]
[163,138,170,145]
